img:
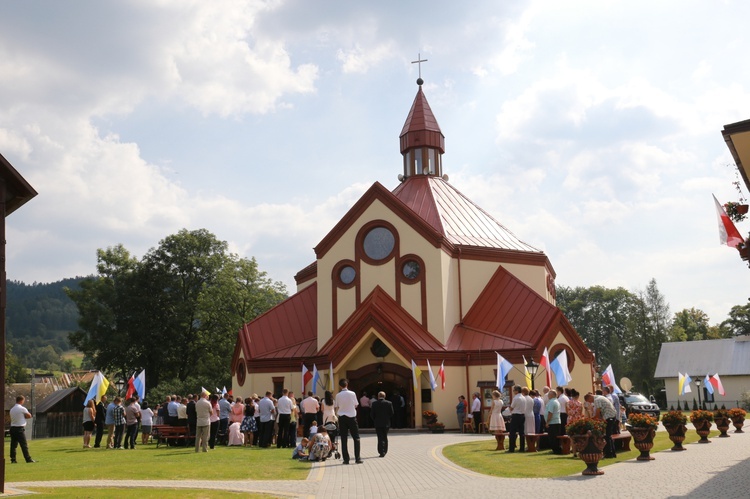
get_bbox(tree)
[721,300,750,337]
[668,308,710,342]
[5,343,28,384]
[67,229,287,391]
[627,279,670,396]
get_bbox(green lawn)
[5,437,310,483]
[443,429,720,478]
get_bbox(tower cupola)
[399,78,445,179]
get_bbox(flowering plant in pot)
[566,417,606,437]
[714,408,731,437]
[661,411,688,451]
[566,418,607,475]
[626,413,658,461]
[724,201,748,223]
[690,410,714,443]
[728,408,746,433]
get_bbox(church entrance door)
[346,363,413,429]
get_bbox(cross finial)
[411,53,428,86]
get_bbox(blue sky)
[1,0,749,324]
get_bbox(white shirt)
[10,403,30,427]
[334,388,358,417]
[141,408,154,426]
[558,393,569,414]
[471,397,481,413]
[277,395,293,415]
[511,393,526,414]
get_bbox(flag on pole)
[329,361,334,391]
[496,353,513,390]
[133,369,146,400]
[540,347,552,387]
[427,360,437,391]
[678,373,693,395]
[713,194,744,248]
[522,355,532,390]
[411,360,422,391]
[601,364,622,394]
[84,371,110,406]
[222,386,227,395]
[311,364,320,393]
[201,386,211,397]
[302,364,312,393]
[710,373,726,396]
[550,350,573,386]
[703,373,714,395]
[438,361,446,390]
[125,373,135,399]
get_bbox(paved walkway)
[7,425,750,498]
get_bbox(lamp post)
[695,378,703,409]
[115,378,126,397]
[526,357,539,390]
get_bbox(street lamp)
[695,378,703,409]
[526,357,539,390]
[115,378,126,397]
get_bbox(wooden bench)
[613,431,631,452]
[525,433,547,452]
[557,435,571,455]
[154,425,191,448]
[492,431,506,450]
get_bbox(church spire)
[399,59,445,180]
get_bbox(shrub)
[566,417,606,437]
[728,407,747,419]
[690,410,714,424]
[627,413,658,429]
[661,410,687,427]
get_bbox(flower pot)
[715,417,730,438]
[731,415,745,433]
[737,204,749,214]
[629,427,655,461]
[665,424,687,451]
[694,420,712,443]
[570,431,606,476]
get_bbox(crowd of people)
[465,384,624,458]
[75,378,397,463]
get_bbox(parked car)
[618,392,660,419]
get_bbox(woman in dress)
[82,399,96,448]
[456,395,467,430]
[522,387,535,437]
[209,394,220,449]
[231,397,245,426]
[488,390,506,450]
[140,401,154,445]
[566,389,583,427]
[240,397,257,446]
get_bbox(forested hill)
[6,277,87,370]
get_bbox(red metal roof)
[238,282,318,360]
[318,286,446,364]
[393,176,542,252]
[446,265,557,351]
[399,87,445,154]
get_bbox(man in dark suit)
[186,394,197,445]
[93,395,107,448]
[370,391,394,458]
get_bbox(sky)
[1,0,749,324]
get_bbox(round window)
[339,265,356,285]
[402,260,420,280]
[363,227,395,261]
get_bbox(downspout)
[457,247,463,322]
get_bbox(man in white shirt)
[300,391,320,438]
[335,378,362,464]
[470,392,482,433]
[9,395,35,463]
[276,388,293,448]
[194,392,212,453]
[557,386,569,433]
[508,385,527,453]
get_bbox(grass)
[21,488,276,498]
[5,437,310,483]
[442,429,721,478]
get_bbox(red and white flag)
[714,194,744,248]
[540,347,552,388]
[438,361,446,390]
[710,373,726,396]
[302,364,312,393]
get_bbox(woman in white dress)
[488,390,506,451]
[523,387,535,436]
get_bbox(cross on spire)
[411,53,428,85]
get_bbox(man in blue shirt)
[105,398,116,448]
[218,393,232,443]
[545,391,562,454]
[258,392,276,448]
[168,396,180,426]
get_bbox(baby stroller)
[323,421,341,460]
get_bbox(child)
[309,420,318,438]
[292,438,309,459]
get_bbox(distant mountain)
[6,277,88,368]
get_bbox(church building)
[231,78,595,429]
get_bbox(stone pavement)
[8,424,750,498]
